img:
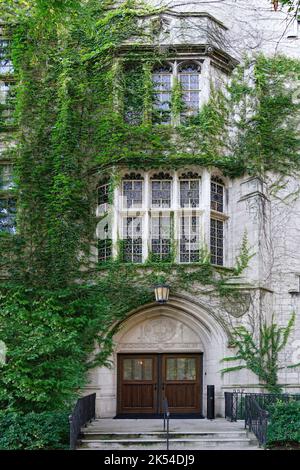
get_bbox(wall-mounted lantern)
[154,284,170,304]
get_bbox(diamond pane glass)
[123,216,143,263]
[179,215,200,263]
[151,215,171,260]
[210,218,224,265]
[98,238,112,263]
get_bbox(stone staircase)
[76,419,260,450]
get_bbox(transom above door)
[117,353,202,416]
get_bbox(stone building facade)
[1,1,300,417]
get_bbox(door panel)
[118,354,158,414]
[162,354,202,414]
[118,353,202,415]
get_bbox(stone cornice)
[117,44,238,73]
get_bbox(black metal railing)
[225,391,300,447]
[245,394,269,446]
[69,393,96,450]
[224,390,245,421]
[163,397,170,450]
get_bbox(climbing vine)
[0,0,299,413]
[221,313,300,393]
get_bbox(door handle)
[154,384,157,391]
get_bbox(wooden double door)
[117,353,202,415]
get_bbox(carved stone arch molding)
[113,294,229,354]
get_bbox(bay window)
[96,170,228,266]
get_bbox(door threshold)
[114,413,204,419]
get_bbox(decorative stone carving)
[143,317,177,342]
[118,314,203,351]
[221,292,251,318]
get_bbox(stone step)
[80,431,251,440]
[78,437,258,450]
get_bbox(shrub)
[0,411,69,450]
[267,400,300,448]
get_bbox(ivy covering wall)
[0,0,299,415]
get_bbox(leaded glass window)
[179,215,200,263]
[151,179,171,208]
[123,216,143,263]
[178,62,201,120]
[210,218,223,265]
[152,65,172,124]
[0,198,16,234]
[98,238,112,263]
[211,177,224,212]
[0,40,13,75]
[151,215,172,261]
[122,180,143,209]
[180,179,200,208]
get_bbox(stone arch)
[86,295,229,418]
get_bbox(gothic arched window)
[152,64,172,124]
[178,62,201,120]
